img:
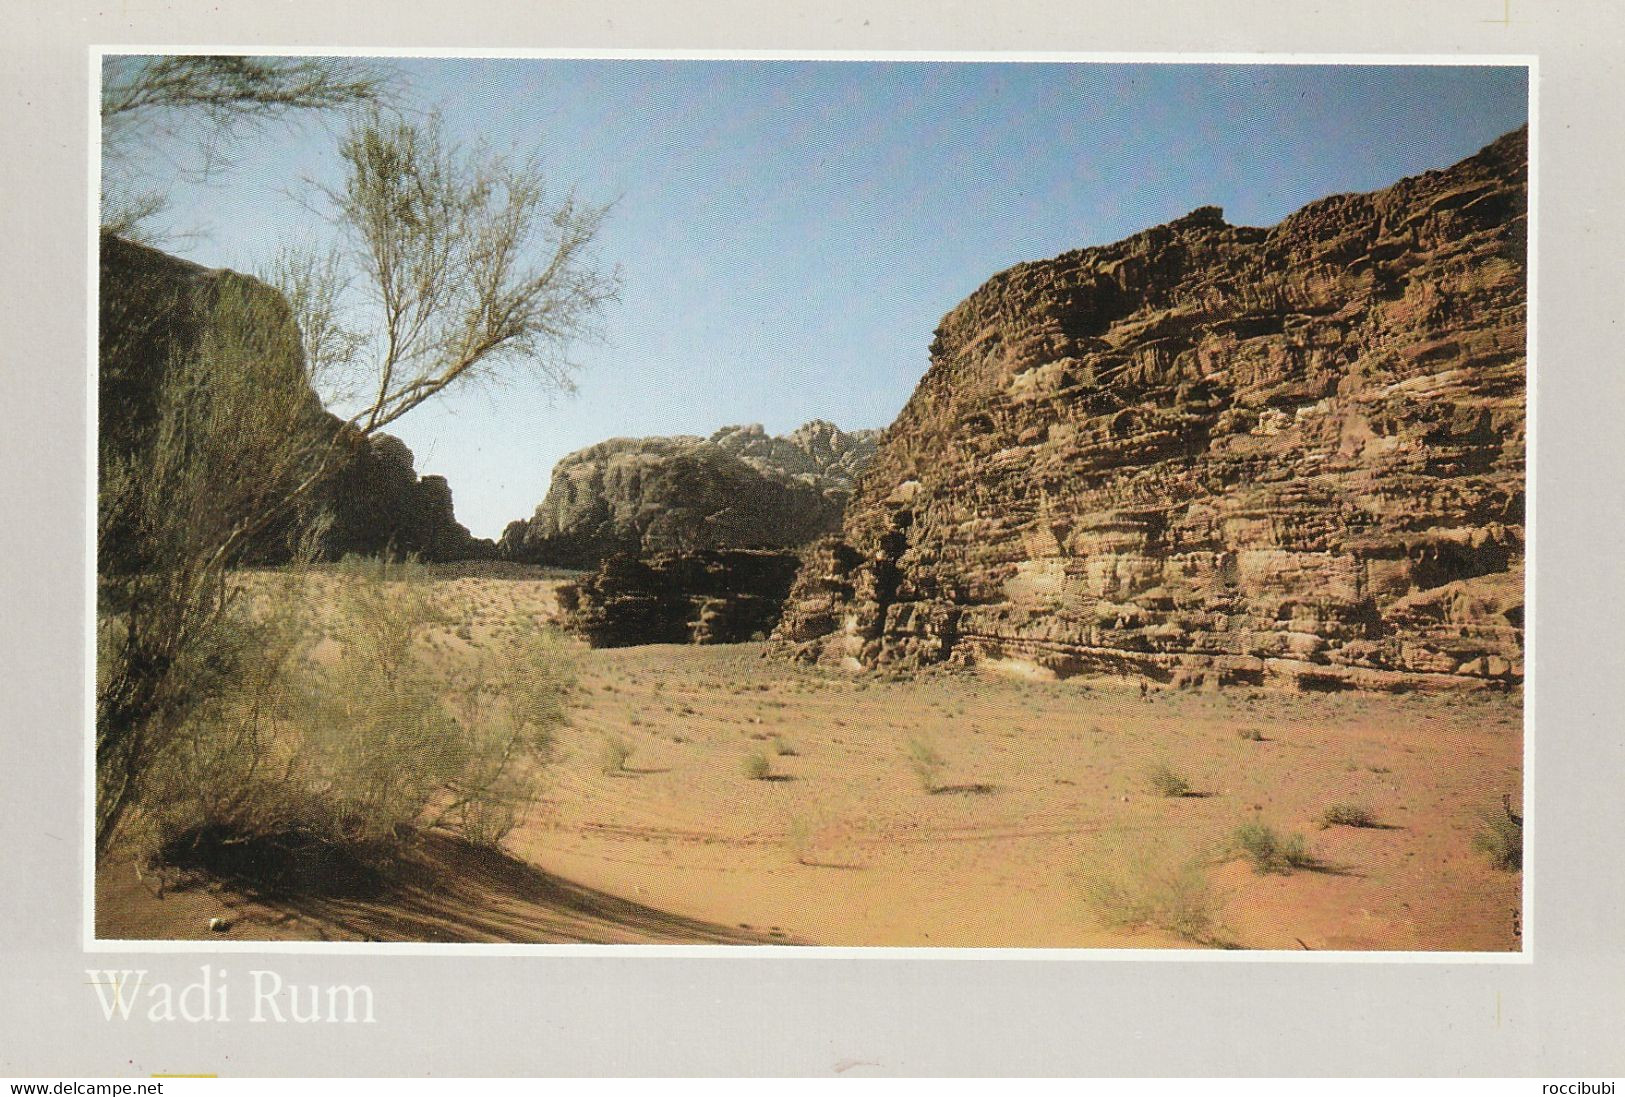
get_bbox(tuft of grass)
[1236,728,1264,742]
[1078,831,1225,945]
[906,737,945,793]
[1232,821,1314,874]
[771,734,796,756]
[1474,809,1523,871]
[1143,761,1192,798]
[786,815,812,864]
[599,735,632,776]
[742,750,772,781]
[783,813,835,866]
[1318,803,1377,829]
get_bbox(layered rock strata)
[774,128,1527,692]
[559,549,804,648]
[499,422,878,567]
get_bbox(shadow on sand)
[149,828,788,945]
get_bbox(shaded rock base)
[561,549,804,648]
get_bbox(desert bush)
[1144,761,1192,798]
[1078,831,1224,944]
[95,271,338,856]
[293,558,465,843]
[1232,821,1314,874]
[785,814,816,865]
[1474,808,1523,871]
[1236,728,1264,742]
[742,750,773,781]
[1318,803,1377,829]
[906,737,945,793]
[427,619,572,846]
[130,567,326,858]
[138,560,575,871]
[771,734,796,757]
[599,735,632,776]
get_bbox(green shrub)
[1144,761,1192,798]
[1078,831,1224,945]
[1232,821,1314,874]
[139,560,575,875]
[1474,811,1523,871]
[906,737,945,793]
[1280,832,1313,869]
[742,750,772,781]
[599,735,632,775]
[1318,803,1377,829]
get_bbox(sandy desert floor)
[98,567,1524,952]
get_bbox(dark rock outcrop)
[560,549,804,647]
[313,426,495,562]
[774,128,1528,692]
[500,422,878,567]
[99,233,323,573]
[99,235,492,565]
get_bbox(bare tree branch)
[99,55,392,239]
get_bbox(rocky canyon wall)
[500,421,878,567]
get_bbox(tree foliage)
[289,110,619,429]
[96,259,332,852]
[101,55,386,139]
[100,55,388,239]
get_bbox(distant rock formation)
[312,426,495,562]
[559,549,804,647]
[500,421,879,567]
[99,235,492,565]
[775,127,1527,692]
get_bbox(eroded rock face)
[314,426,496,562]
[500,422,879,567]
[774,128,1527,692]
[560,549,804,647]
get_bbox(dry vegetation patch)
[125,559,576,894]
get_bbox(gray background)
[2,0,1621,1077]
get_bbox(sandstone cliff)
[313,426,495,562]
[774,128,1527,692]
[99,235,492,565]
[499,421,878,567]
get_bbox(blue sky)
[113,59,1529,538]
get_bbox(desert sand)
[97,567,1522,952]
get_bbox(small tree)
[294,109,618,432]
[96,258,332,853]
[96,72,618,859]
